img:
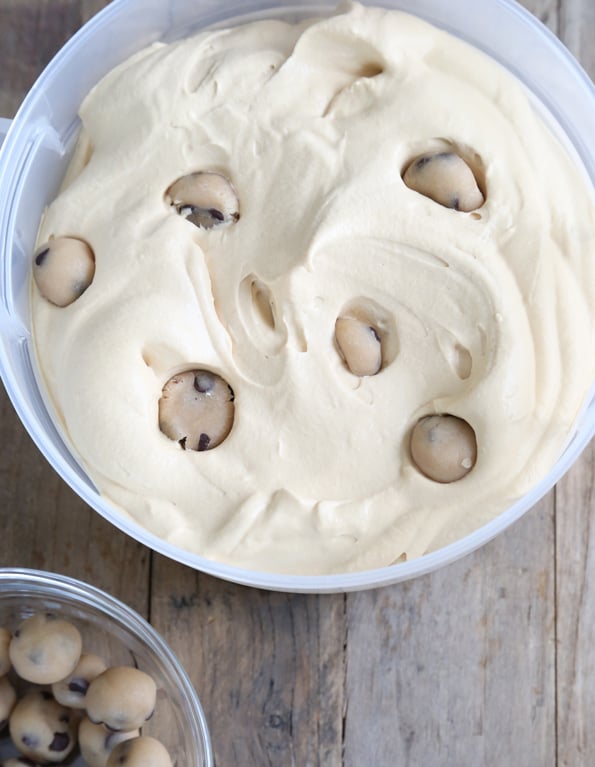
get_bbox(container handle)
[0,118,13,149]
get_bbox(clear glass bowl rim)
[0,567,214,766]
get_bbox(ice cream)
[30,2,595,574]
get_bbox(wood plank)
[560,0,595,77]
[555,1,595,764]
[556,444,595,767]
[0,385,150,617]
[0,0,88,118]
[526,0,560,31]
[150,555,346,767]
[343,497,556,767]
[80,0,111,24]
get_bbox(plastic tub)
[0,568,213,765]
[0,0,593,593]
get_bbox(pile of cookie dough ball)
[32,150,482,483]
[0,612,172,767]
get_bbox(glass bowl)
[0,568,213,766]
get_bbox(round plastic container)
[0,568,213,766]
[0,0,593,593]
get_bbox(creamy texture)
[31,3,595,574]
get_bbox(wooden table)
[0,1,594,765]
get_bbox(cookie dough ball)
[86,667,157,732]
[159,370,235,451]
[335,316,382,376]
[9,690,78,763]
[403,151,484,211]
[106,736,172,767]
[0,675,17,729]
[32,237,95,307]
[9,613,82,684]
[52,653,108,709]
[79,717,139,767]
[0,628,12,676]
[410,414,477,483]
[166,171,240,229]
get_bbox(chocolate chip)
[198,433,211,451]
[35,248,49,266]
[194,372,214,393]
[415,155,432,169]
[186,207,227,229]
[22,734,40,748]
[49,731,70,752]
[68,677,89,695]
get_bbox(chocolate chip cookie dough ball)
[32,237,95,307]
[106,736,172,767]
[9,690,78,763]
[403,151,484,211]
[0,675,17,729]
[166,171,240,229]
[9,613,82,685]
[51,653,108,709]
[159,370,235,451]
[335,316,382,376]
[79,717,140,767]
[410,414,477,483]
[0,628,12,676]
[85,667,157,732]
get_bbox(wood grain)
[560,0,595,76]
[0,386,150,616]
[347,502,556,767]
[0,1,593,766]
[556,445,595,767]
[553,5,595,766]
[0,0,89,117]
[151,557,346,766]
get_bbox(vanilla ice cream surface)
[31,2,595,574]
